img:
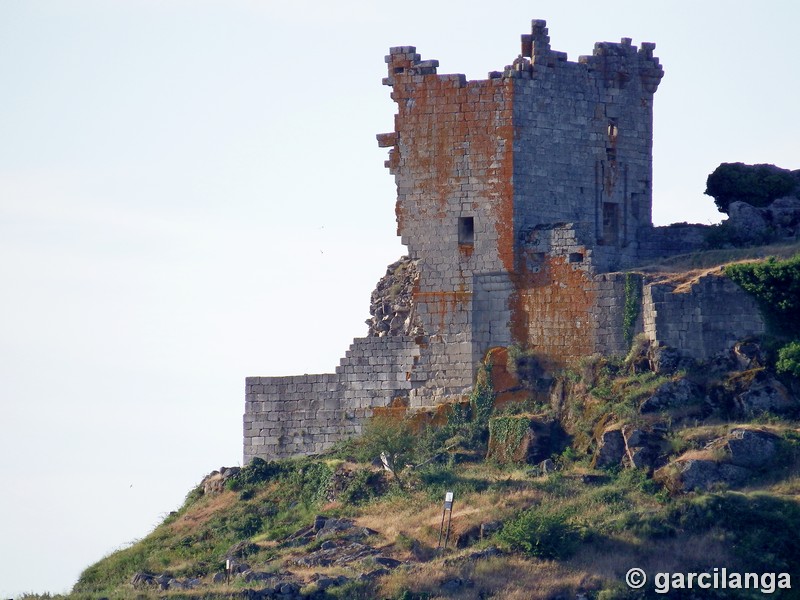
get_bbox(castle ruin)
[243,20,765,463]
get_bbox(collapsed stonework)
[244,20,764,463]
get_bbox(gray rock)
[594,428,625,468]
[130,572,155,588]
[648,344,682,375]
[724,428,779,469]
[374,556,402,568]
[734,371,797,416]
[640,378,702,413]
[733,341,767,370]
[480,520,503,539]
[727,201,770,240]
[676,459,751,491]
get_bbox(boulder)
[669,458,751,492]
[622,426,665,471]
[733,341,767,370]
[734,370,797,416]
[594,427,625,468]
[648,344,682,375]
[487,415,563,464]
[130,572,155,588]
[727,201,770,241]
[723,428,780,469]
[640,378,702,413]
[767,196,800,235]
[200,466,241,495]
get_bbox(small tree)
[704,162,798,214]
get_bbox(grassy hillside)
[21,251,800,600]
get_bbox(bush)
[338,468,381,505]
[356,415,416,468]
[725,254,800,337]
[776,341,800,378]
[705,162,798,214]
[497,507,580,559]
[668,492,800,572]
[226,457,283,491]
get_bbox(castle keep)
[244,21,765,463]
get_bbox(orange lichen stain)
[515,253,597,371]
[484,346,533,409]
[414,290,472,332]
[372,406,409,421]
[484,347,518,393]
[409,400,470,431]
[459,243,474,258]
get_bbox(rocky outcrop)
[200,466,241,495]
[640,378,704,413]
[366,256,423,337]
[656,428,782,492]
[486,415,565,464]
[593,427,625,468]
[724,197,800,244]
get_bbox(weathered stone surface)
[366,256,423,338]
[647,344,682,375]
[201,466,240,495]
[723,428,780,469]
[487,416,562,464]
[622,426,666,471]
[672,459,751,492]
[733,370,797,416]
[658,427,782,492]
[640,378,703,413]
[594,427,625,468]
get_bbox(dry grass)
[377,554,603,600]
[165,490,239,535]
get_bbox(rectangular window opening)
[569,252,584,264]
[602,202,619,245]
[458,216,475,246]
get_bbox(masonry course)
[244,20,764,462]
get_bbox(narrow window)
[458,216,475,246]
[569,252,584,263]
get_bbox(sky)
[0,0,798,595]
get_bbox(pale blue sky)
[1,1,798,595]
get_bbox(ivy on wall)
[623,273,642,347]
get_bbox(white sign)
[445,491,453,502]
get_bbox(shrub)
[226,457,283,491]
[356,415,416,468]
[705,162,798,214]
[776,341,800,378]
[668,492,800,572]
[339,468,381,505]
[497,507,579,559]
[725,255,800,337]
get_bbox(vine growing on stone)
[623,273,642,347]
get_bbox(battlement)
[382,19,663,92]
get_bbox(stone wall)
[244,336,419,462]
[637,223,710,263]
[643,274,766,360]
[245,21,766,464]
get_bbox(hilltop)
[23,247,800,600]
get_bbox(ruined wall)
[378,21,663,385]
[643,274,766,360]
[511,21,663,273]
[244,336,419,461]
[245,21,772,464]
[637,224,710,263]
[380,46,516,404]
